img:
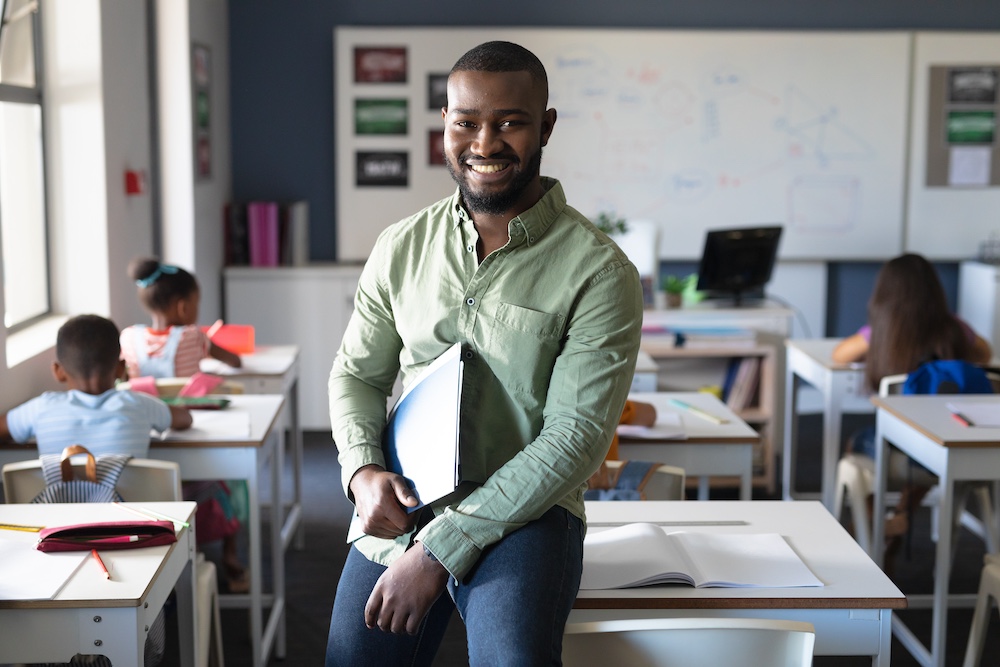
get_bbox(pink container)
[201,324,255,354]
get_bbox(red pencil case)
[36,520,177,552]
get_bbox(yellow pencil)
[113,501,190,528]
[0,522,44,532]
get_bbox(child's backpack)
[902,359,995,396]
[31,444,132,504]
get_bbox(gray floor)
[169,413,999,666]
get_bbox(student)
[120,256,241,380]
[326,41,642,665]
[606,399,657,460]
[832,253,992,544]
[0,314,192,455]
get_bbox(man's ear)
[540,107,557,147]
[52,361,69,384]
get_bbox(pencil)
[0,522,44,532]
[91,549,111,580]
[667,398,727,425]
[113,501,190,528]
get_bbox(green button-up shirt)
[330,177,642,581]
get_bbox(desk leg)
[821,374,846,511]
[175,549,197,667]
[271,429,288,659]
[290,379,305,550]
[783,371,800,500]
[740,447,753,500]
[871,417,888,566]
[248,456,263,667]
[929,475,956,667]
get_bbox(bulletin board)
[335,27,911,261]
[907,32,1000,259]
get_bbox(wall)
[228,1,1000,337]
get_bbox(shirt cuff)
[338,443,387,500]
[415,513,481,581]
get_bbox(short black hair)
[128,256,199,314]
[56,314,121,378]
[450,41,548,102]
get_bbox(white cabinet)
[959,260,1000,349]
[224,265,362,430]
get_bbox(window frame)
[0,0,52,334]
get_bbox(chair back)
[3,457,182,503]
[563,617,815,667]
[587,460,686,501]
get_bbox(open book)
[580,522,823,589]
[383,343,465,512]
[616,413,685,440]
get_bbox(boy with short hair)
[0,314,192,454]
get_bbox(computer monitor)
[695,226,783,305]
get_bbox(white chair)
[593,460,686,501]
[963,553,1000,667]
[833,372,999,553]
[562,617,816,667]
[1,456,225,667]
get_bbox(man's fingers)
[364,589,382,629]
[393,477,419,508]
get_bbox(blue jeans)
[325,505,584,667]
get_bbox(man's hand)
[349,465,420,539]
[365,543,449,634]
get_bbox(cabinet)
[640,302,792,494]
[224,265,362,430]
[959,260,1000,348]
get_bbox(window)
[0,0,49,331]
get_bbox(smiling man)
[326,41,642,666]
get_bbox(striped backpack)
[31,444,132,504]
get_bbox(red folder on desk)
[383,343,465,512]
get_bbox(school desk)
[573,500,906,667]
[0,395,289,667]
[201,344,305,550]
[871,394,1000,667]
[784,338,870,509]
[618,392,759,500]
[0,501,197,667]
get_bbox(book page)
[580,522,693,589]
[0,537,89,599]
[672,531,823,588]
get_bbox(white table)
[618,392,759,500]
[784,338,869,509]
[574,500,905,666]
[0,501,197,667]
[202,344,305,550]
[871,394,1000,667]
[0,395,290,667]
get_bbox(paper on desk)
[617,413,686,440]
[201,356,290,375]
[159,409,251,440]
[946,401,1000,428]
[0,537,89,599]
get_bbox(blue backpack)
[901,359,994,396]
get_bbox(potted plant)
[593,211,628,236]
[661,274,695,308]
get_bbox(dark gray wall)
[228,1,1000,333]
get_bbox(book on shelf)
[638,325,756,349]
[726,356,761,412]
[580,522,823,590]
[224,200,310,267]
[383,343,465,512]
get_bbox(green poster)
[354,99,408,135]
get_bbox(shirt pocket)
[484,303,565,395]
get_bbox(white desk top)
[873,394,1000,448]
[577,500,905,610]
[785,337,863,372]
[0,502,196,608]
[157,394,284,447]
[627,392,760,444]
[201,344,299,377]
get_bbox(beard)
[446,147,543,216]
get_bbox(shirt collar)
[449,177,566,247]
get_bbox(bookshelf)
[640,330,783,494]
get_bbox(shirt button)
[466,297,475,306]
[528,237,534,243]
[466,245,474,253]
[464,350,474,360]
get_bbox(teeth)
[470,164,506,173]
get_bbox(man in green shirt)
[326,41,642,666]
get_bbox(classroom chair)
[562,617,816,667]
[832,368,999,555]
[1,456,225,667]
[963,553,1000,667]
[587,460,686,501]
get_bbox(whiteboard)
[907,32,1000,259]
[335,28,911,261]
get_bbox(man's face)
[442,69,555,217]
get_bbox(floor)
[163,413,999,666]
